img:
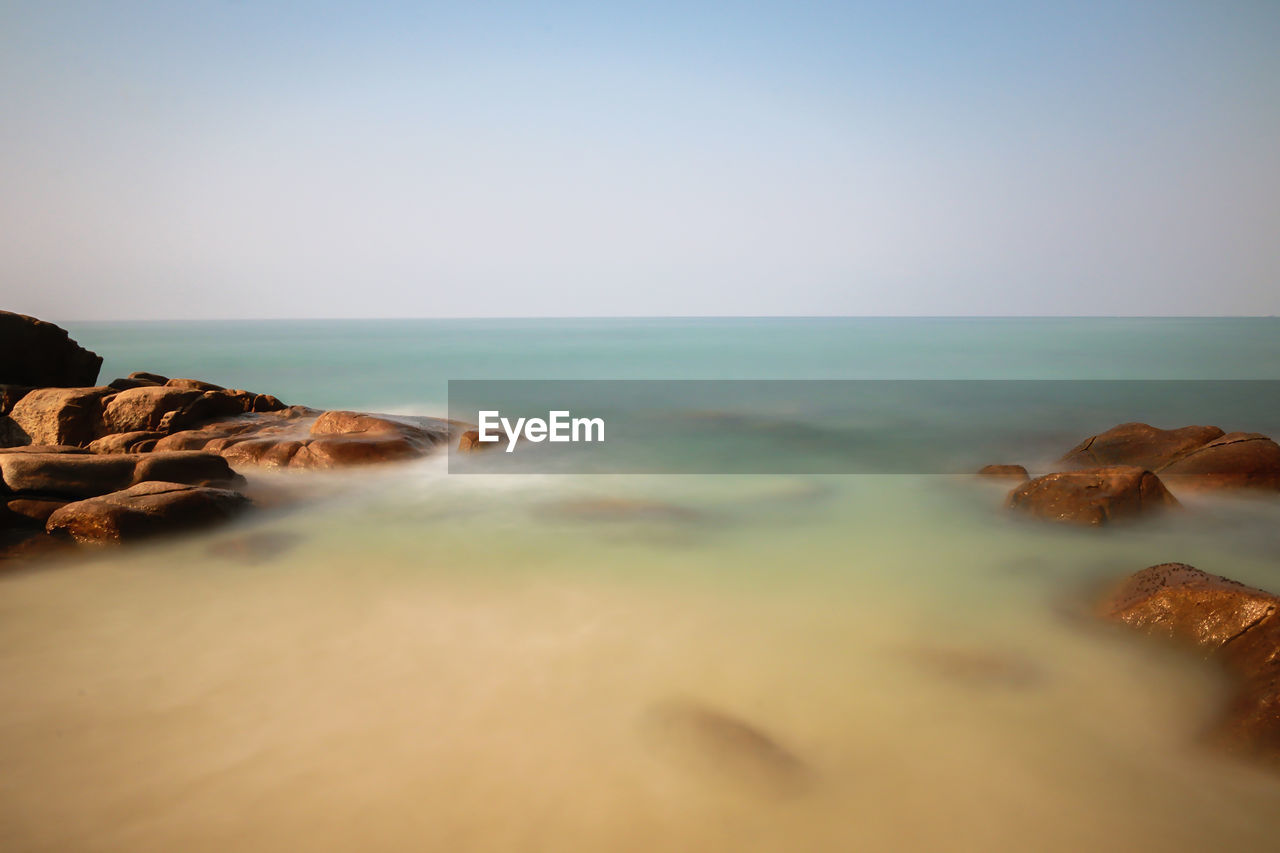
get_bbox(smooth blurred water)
[3,318,1280,852]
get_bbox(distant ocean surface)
[4,317,1280,852]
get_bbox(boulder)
[88,431,166,454]
[7,387,114,447]
[977,464,1029,480]
[1158,432,1280,491]
[128,371,169,384]
[1099,564,1280,762]
[3,497,69,527]
[1006,465,1180,525]
[1062,423,1225,470]
[102,386,204,433]
[0,450,241,498]
[0,311,102,387]
[0,453,136,497]
[159,390,258,433]
[46,481,250,544]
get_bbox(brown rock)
[977,464,1029,480]
[0,311,102,387]
[128,371,169,384]
[88,431,166,454]
[291,435,421,468]
[4,497,69,527]
[0,452,136,497]
[46,481,250,544]
[0,450,240,498]
[1007,465,1180,525]
[0,528,74,563]
[106,377,161,391]
[221,438,306,469]
[1062,422,1225,470]
[8,387,113,447]
[102,386,203,433]
[1158,432,1280,491]
[133,451,244,488]
[1099,563,1280,763]
[165,378,226,392]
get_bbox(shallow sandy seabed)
[2,467,1280,852]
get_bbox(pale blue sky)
[2,1,1277,320]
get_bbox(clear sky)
[2,1,1278,320]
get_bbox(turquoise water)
[3,318,1280,852]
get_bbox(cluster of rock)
[1,311,452,559]
[981,421,1280,525]
[979,422,1280,768]
[1099,564,1280,765]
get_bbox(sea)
[2,317,1279,852]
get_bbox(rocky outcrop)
[157,409,448,470]
[977,464,1029,481]
[1007,465,1180,525]
[46,482,250,544]
[0,450,242,498]
[1098,564,1280,763]
[102,386,205,433]
[0,311,102,388]
[87,431,165,454]
[7,387,114,447]
[1061,422,1280,491]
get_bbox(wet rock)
[46,481,250,544]
[1158,432,1280,491]
[3,497,70,528]
[88,431,166,454]
[0,450,241,498]
[977,464,1029,481]
[0,528,74,563]
[1099,563,1280,763]
[642,699,812,796]
[7,387,114,447]
[1007,465,1180,526]
[1062,423,1225,471]
[457,429,490,452]
[102,386,204,434]
[0,311,102,388]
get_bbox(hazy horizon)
[3,1,1278,322]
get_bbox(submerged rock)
[0,311,102,388]
[46,481,250,544]
[642,699,812,796]
[977,464,1029,481]
[1098,563,1280,764]
[1007,465,1179,525]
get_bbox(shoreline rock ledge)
[2,311,455,561]
[1098,563,1280,765]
